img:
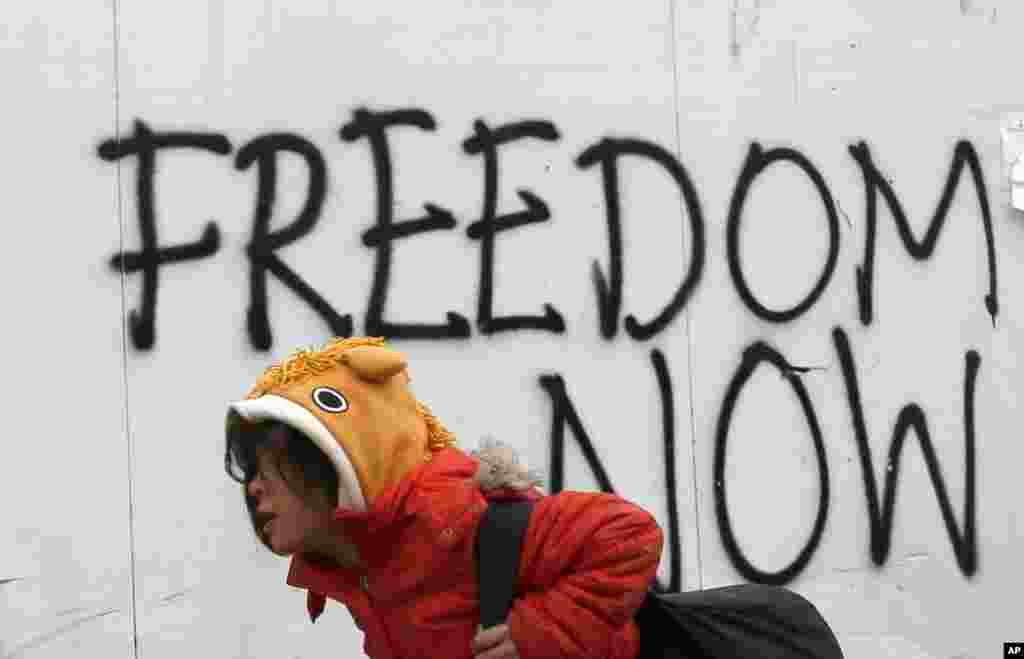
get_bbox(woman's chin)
[269,540,296,557]
[266,534,297,557]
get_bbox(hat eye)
[312,387,349,413]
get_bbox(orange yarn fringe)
[246,336,386,399]
[418,401,457,460]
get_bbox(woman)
[224,336,663,659]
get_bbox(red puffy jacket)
[286,447,664,659]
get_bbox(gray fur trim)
[469,437,544,493]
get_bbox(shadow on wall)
[837,635,935,659]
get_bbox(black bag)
[476,500,844,658]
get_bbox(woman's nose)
[247,476,264,498]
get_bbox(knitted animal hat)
[227,337,455,511]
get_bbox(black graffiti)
[539,348,683,593]
[340,108,469,340]
[463,119,565,334]
[726,143,840,323]
[235,134,352,350]
[99,114,1001,350]
[849,140,998,327]
[713,329,979,583]
[539,374,616,494]
[713,342,831,585]
[833,326,978,575]
[576,139,705,341]
[650,349,683,593]
[542,331,980,587]
[98,119,231,350]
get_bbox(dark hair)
[224,410,339,551]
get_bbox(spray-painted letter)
[341,108,469,340]
[235,133,351,350]
[98,119,231,350]
[576,138,705,341]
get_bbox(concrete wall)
[2,1,1021,657]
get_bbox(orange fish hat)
[227,337,456,512]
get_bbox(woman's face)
[247,442,336,557]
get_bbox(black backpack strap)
[475,500,536,630]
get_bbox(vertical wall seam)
[110,0,140,656]
[667,0,705,590]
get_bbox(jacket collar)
[286,447,479,604]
